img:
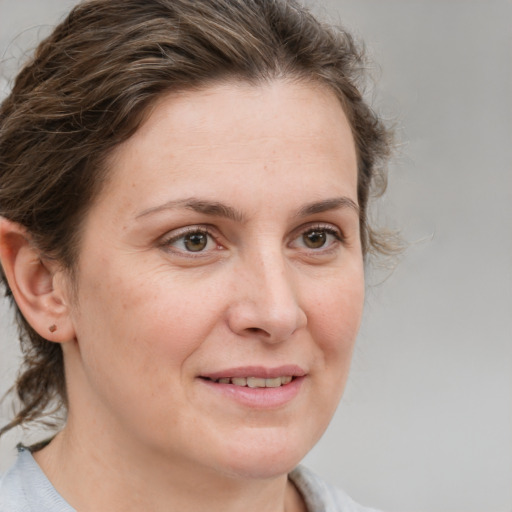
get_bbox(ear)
[0,217,75,343]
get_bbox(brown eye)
[183,232,208,252]
[303,230,327,249]
[162,227,219,255]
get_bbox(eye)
[290,225,343,251]
[161,227,218,254]
[303,229,328,249]
[181,231,209,252]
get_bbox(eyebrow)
[136,196,359,221]
[136,198,245,222]
[295,197,360,217]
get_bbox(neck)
[33,424,306,512]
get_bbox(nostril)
[246,327,267,335]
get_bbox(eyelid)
[161,225,210,243]
[159,225,223,256]
[158,221,345,259]
[288,222,345,249]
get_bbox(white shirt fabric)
[0,447,381,512]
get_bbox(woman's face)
[62,80,364,478]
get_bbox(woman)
[0,0,393,510]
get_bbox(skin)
[1,79,364,512]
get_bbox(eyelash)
[159,223,344,256]
[292,224,344,250]
[159,226,219,256]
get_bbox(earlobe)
[0,217,75,343]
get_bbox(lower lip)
[198,376,305,409]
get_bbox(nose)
[226,251,307,343]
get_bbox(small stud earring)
[48,324,57,333]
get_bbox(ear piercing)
[48,324,57,333]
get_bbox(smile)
[206,376,294,388]
[199,368,305,408]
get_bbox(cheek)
[297,269,364,446]
[309,267,365,353]
[72,260,223,382]
[67,267,215,432]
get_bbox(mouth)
[198,366,305,408]
[202,376,294,388]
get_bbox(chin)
[220,455,302,481]
[211,427,320,480]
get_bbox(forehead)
[100,79,358,212]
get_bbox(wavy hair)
[0,0,394,436]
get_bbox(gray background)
[0,1,511,511]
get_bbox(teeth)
[247,377,266,388]
[265,377,282,388]
[213,376,294,387]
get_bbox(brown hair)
[0,0,393,436]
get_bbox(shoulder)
[289,465,382,512]
[0,449,30,512]
[0,448,74,512]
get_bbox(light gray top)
[0,447,381,512]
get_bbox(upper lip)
[200,365,307,380]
